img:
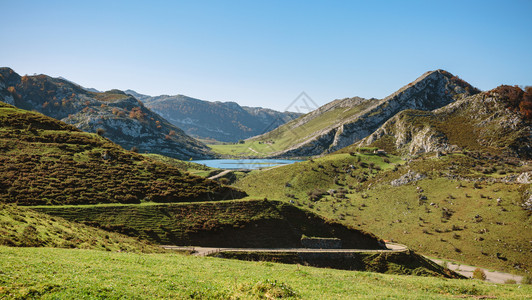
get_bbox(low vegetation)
[234,152,531,275]
[1,246,530,299]
[0,103,245,205]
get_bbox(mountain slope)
[126,90,301,143]
[353,86,531,159]
[0,68,212,159]
[247,70,480,157]
[0,101,245,205]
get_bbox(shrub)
[522,275,532,285]
[96,128,105,136]
[472,268,486,281]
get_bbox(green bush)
[472,268,486,281]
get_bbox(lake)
[191,159,303,170]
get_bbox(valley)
[0,68,530,298]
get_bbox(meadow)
[1,246,530,299]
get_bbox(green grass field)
[1,246,530,299]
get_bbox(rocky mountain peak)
[261,70,481,157]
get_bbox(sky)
[1,0,531,112]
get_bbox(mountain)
[0,68,212,159]
[352,85,532,159]
[0,101,246,205]
[246,70,480,157]
[126,90,301,143]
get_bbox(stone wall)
[301,236,342,249]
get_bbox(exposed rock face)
[262,70,479,157]
[358,89,531,159]
[0,68,212,159]
[126,90,301,143]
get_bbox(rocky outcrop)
[358,89,531,158]
[127,90,301,143]
[0,68,212,159]
[390,171,427,187]
[262,70,480,157]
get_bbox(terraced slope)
[236,70,479,157]
[34,200,384,249]
[0,67,211,159]
[0,102,245,205]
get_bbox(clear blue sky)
[1,0,531,111]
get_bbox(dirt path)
[207,170,232,180]
[428,258,523,284]
[161,243,408,257]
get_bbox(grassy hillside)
[0,204,163,253]
[234,152,532,275]
[0,102,245,205]
[34,200,383,249]
[1,246,530,299]
[210,98,377,157]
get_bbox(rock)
[391,171,427,187]
[517,172,532,184]
[522,195,532,211]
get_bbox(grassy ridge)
[210,101,376,157]
[34,200,383,249]
[0,204,163,253]
[234,152,531,275]
[0,103,245,205]
[1,246,530,299]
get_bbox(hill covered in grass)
[35,200,384,249]
[0,102,246,205]
[234,151,532,275]
[126,90,301,143]
[1,246,530,299]
[0,67,211,159]
[0,204,163,253]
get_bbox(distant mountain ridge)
[250,70,481,157]
[126,90,301,143]
[0,68,212,159]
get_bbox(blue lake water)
[191,159,303,170]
